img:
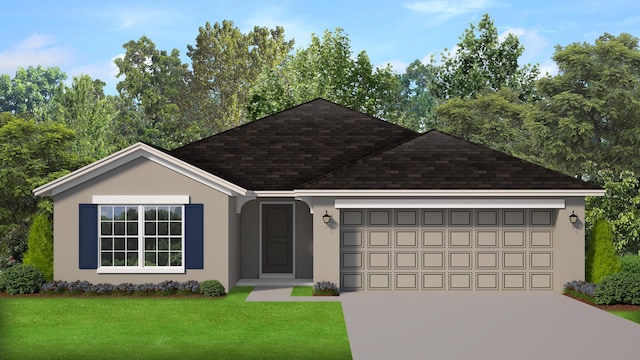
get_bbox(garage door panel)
[368,252,391,269]
[395,252,418,269]
[422,251,445,269]
[341,209,554,291]
[423,231,445,247]
[423,273,445,289]
[396,231,418,247]
[368,273,391,290]
[395,273,418,290]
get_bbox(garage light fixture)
[323,211,331,225]
[569,211,578,226]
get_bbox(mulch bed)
[0,292,212,299]
[563,292,640,311]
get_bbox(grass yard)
[0,286,352,360]
[291,286,313,296]
[564,289,640,325]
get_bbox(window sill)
[97,267,186,274]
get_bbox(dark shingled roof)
[169,99,419,190]
[301,130,602,190]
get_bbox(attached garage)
[339,201,561,291]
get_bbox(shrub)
[620,255,640,274]
[0,263,46,294]
[22,214,54,281]
[0,223,29,263]
[313,281,339,296]
[41,280,202,296]
[594,272,640,305]
[585,219,621,284]
[199,280,226,296]
[564,280,597,298]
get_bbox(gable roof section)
[169,99,419,191]
[33,142,248,197]
[300,130,603,193]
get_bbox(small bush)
[313,281,339,296]
[0,263,46,295]
[620,255,640,274]
[199,280,226,296]
[564,280,597,297]
[594,272,640,305]
[41,280,202,296]
[585,219,621,284]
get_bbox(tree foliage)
[530,33,640,176]
[187,20,294,133]
[429,13,539,101]
[23,213,54,281]
[585,166,640,255]
[248,28,405,126]
[0,66,67,120]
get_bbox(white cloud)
[499,27,549,63]
[68,54,124,95]
[538,60,559,77]
[0,34,75,74]
[404,0,496,18]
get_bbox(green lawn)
[291,286,313,296]
[0,286,352,360]
[564,289,640,324]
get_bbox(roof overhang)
[33,142,248,197]
[334,198,567,209]
[293,189,606,197]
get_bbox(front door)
[262,204,293,273]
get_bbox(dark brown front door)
[262,204,293,273]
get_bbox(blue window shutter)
[185,204,204,269]
[79,204,98,269]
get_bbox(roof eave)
[292,189,606,197]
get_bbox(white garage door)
[340,209,554,291]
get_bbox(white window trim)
[93,195,189,204]
[96,204,186,274]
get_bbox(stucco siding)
[52,157,233,289]
[240,200,259,278]
[295,201,313,278]
[312,197,341,286]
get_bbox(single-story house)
[34,99,604,292]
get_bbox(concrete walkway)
[245,286,340,302]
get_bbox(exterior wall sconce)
[569,211,578,226]
[323,211,331,225]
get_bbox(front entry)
[262,204,293,274]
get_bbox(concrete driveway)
[340,291,640,360]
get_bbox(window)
[99,205,184,273]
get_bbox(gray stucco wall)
[52,157,233,289]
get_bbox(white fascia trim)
[92,195,189,204]
[33,142,248,197]
[253,191,296,197]
[335,198,566,209]
[97,267,185,274]
[294,189,606,197]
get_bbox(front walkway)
[245,286,340,302]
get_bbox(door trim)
[259,202,295,277]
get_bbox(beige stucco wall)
[239,198,313,279]
[52,157,234,290]
[553,197,585,291]
[311,197,340,286]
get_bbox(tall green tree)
[528,33,640,176]
[49,75,118,159]
[115,36,195,149]
[187,20,294,133]
[248,28,405,125]
[0,66,67,120]
[397,60,437,131]
[430,13,539,101]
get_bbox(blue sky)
[1,0,639,94]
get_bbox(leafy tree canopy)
[0,66,67,120]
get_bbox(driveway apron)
[340,291,640,360]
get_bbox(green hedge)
[595,272,640,305]
[22,214,54,281]
[586,219,621,284]
[0,264,47,295]
[620,255,640,274]
[199,280,226,296]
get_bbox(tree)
[187,20,294,133]
[248,28,405,125]
[0,66,67,120]
[429,13,539,101]
[0,113,86,247]
[397,60,437,132]
[23,213,53,281]
[115,36,195,149]
[585,219,621,284]
[48,75,119,159]
[584,165,640,255]
[529,33,640,176]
